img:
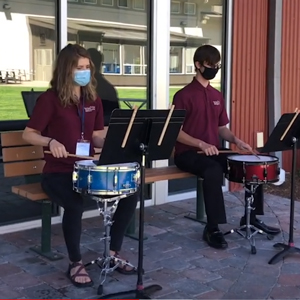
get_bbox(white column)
[267,0,282,166]
[223,0,234,192]
[58,0,68,221]
[151,0,171,205]
[58,0,68,50]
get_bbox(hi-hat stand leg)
[269,138,300,264]
[84,195,135,295]
[224,184,264,254]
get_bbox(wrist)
[198,140,204,149]
[48,138,54,148]
[233,137,240,144]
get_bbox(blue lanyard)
[77,98,85,139]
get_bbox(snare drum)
[73,160,140,195]
[227,155,280,184]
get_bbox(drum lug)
[113,171,118,188]
[88,174,92,184]
[263,162,268,181]
[243,162,246,183]
[134,170,141,184]
[72,171,78,182]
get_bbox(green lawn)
[0,84,220,121]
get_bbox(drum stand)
[84,194,136,295]
[224,184,265,254]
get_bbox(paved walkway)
[1,191,300,299]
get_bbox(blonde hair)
[50,44,97,106]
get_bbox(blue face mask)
[74,70,91,86]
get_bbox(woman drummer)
[23,43,138,288]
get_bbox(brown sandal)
[110,252,137,275]
[66,262,94,288]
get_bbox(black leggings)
[41,172,138,262]
[174,150,264,226]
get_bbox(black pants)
[41,172,138,262]
[174,150,264,226]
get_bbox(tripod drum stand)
[224,154,280,254]
[72,160,140,295]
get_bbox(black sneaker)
[203,225,228,249]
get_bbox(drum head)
[98,162,139,170]
[75,160,96,166]
[227,154,277,163]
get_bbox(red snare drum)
[227,155,280,184]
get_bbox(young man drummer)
[23,44,138,288]
[173,45,280,249]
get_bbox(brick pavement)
[1,191,300,299]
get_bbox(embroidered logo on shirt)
[213,100,220,106]
[84,106,96,113]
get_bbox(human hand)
[235,139,252,152]
[49,139,68,158]
[199,141,219,156]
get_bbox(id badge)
[76,139,90,156]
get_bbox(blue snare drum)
[73,160,140,195]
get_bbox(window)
[118,0,128,8]
[186,48,196,73]
[184,2,196,15]
[67,0,150,210]
[83,0,97,4]
[171,1,180,14]
[102,44,120,74]
[169,47,183,73]
[101,0,113,6]
[124,45,144,74]
[133,0,145,10]
[168,0,224,195]
[0,0,58,225]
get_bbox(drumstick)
[158,104,175,146]
[197,150,238,154]
[280,107,299,141]
[250,149,261,160]
[44,151,94,160]
[122,106,138,148]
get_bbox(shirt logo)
[213,100,220,106]
[84,106,95,113]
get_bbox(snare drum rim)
[83,188,138,196]
[227,154,279,165]
[75,164,137,172]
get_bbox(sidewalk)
[0,191,300,299]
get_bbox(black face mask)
[198,66,219,80]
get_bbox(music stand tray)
[257,112,300,264]
[97,108,185,299]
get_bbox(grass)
[0,83,220,121]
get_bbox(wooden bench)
[1,130,205,259]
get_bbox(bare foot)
[69,261,92,284]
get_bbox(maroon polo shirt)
[26,89,104,173]
[173,77,229,155]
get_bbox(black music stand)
[257,112,300,264]
[21,90,43,117]
[97,108,185,299]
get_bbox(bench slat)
[1,131,29,147]
[4,160,45,177]
[12,183,47,201]
[2,146,44,162]
[145,166,193,184]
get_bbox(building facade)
[0,0,298,233]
